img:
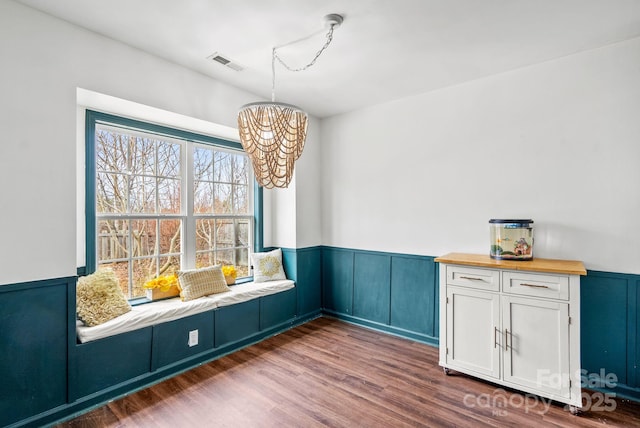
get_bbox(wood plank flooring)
[57,317,640,427]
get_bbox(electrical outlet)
[188,329,198,347]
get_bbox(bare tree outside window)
[94,124,252,299]
[194,147,250,277]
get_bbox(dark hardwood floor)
[56,317,640,427]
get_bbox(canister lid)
[489,219,534,224]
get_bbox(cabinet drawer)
[502,271,569,300]
[446,265,500,291]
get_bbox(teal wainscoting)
[281,247,323,322]
[320,246,640,401]
[581,270,640,401]
[3,247,640,427]
[0,276,76,428]
[321,246,439,345]
[2,246,323,428]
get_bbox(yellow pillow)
[77,269,131,326]
[177,265,230,301]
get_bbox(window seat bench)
[76,279,295,343]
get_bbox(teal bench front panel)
[151,311,215,370]
[260,288,296,330]
[215,299,260,348]
[71,327,153,400]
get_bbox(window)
[85,111,261,299]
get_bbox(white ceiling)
[16,0,640,118]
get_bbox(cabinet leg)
[569,405,580,415]
[443,367,451,376]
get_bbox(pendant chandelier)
[238,14,344,188]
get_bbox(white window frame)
[85,110,258,300]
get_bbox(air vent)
[207,52,243,71]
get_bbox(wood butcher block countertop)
[434,253,587,276]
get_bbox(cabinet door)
[446,286,501,379]
[502,296,570,398]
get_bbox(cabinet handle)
[494,327,498,348]
[521,283,550,289]
[505,328,509,350]
[460,276,484,281]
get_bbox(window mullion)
[230,158,236,267]
[155,219,161,277]
[153,142,159,280]
[184,142,195,270]
[127,219,133,297]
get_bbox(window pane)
[97,262,129,297]
[131,137,155,176]
[157,141,181,177]
[214,183,233,214]
[232,154,248,185]
[215,249,234,266]
[96,130,127,173]
[132,258,156,298]
[159,219,181,254]
[196,251,215,268]
[97,219,129,261]
[158,256,180,277]
[215,219,234,248]
[235,248,250,277]
[193,147,213,181]
[233,184,248,214]
[129,176,156,213]
[131,219,156,258]
[158,178,181,214]
[194,181,213,213]
[214,151,232,183]
[96,172,128,213]
[195,219,215,251]
[236,219,249,247]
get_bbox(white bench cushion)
[77,280,294,343]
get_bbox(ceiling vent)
[207,52,243,71]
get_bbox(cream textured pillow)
[177,265,230,301]
[76,269,132,327]
[252,248,287,283]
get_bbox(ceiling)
[17,0,640,118]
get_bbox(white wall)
[3,0,637,284]
[295,116,323,248]
[321,37,640,274]
[261,115,322,250]
[0,1,319,285]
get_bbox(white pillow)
[252,249,286,283]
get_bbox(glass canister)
[489,219,534,260]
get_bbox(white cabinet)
[436,253,586,411]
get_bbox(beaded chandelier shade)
[238,102,308,189]
[238,14,343,189]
